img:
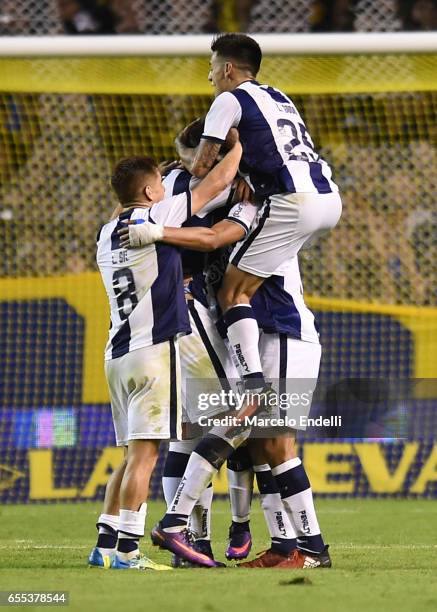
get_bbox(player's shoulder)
[163,167,193,198]
[210,90,241,109]
[150,191,190,216]
[96,216,117,243]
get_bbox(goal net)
[0,34,436,501]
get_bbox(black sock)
[117,534,140,554]
[96,523,117,549]
[97,532,117,549]
[271,538,297,556]
[231,520,250,533]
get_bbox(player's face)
[208,52,231,96]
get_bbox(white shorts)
[179,299,239,423]
[208,333,321,441]
[105,339,182,445]
[230,191,342,277]
[259,332,321,430]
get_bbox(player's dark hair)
[180,117,205,148]
[211,33,262,76]
[180,116,230,155]
[111,156,158,203]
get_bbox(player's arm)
[190,135,242,215]
[160,219,245,252]
[119,200,258,250]
[118,138,243,247]
[188,92,242,178]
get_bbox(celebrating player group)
[89,33,342,571]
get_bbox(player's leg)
[162,440,195,513]
[152,427,252,567]
[218,192,341,392]
[263,338,331,568]
[160,297,238,565]
[162,438,215,565]
[225,445,254,560]
[236,440,300,568]
[112,341,181,570]
[89,457,127,568]
[218,267,265,389]
[89,357,130,568]
[228,331,299,567]
[96,458,127,553]
[151,296,268,567]
[264,435,328,560]
[117,439,160,559]
[183,298,241,555]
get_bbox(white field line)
[1,543,436,551]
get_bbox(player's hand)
[159,159,183,175]
[233,177,253,203]
[118,220,164,248]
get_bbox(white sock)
[189,485,213,540]
[254,464,297,544]
[162,442,196,508]
[227,467,253,523]
[163,476,182,508]
[117,503,147,559]
[163,452,217,532]
[96,513,119,555]
[98,513,119,532]
[272,458,324,553]
[225,304,264,383]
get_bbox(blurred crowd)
[0,0,436,35]
[0,89,435,306]
[0,1,435,307]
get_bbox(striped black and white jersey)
[163,167,258,280]
[202,80,338,198]
[162,172,318,342]
[163,168,233,218]
[97,192,192,361]
[251,257,320,344]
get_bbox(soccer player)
[125,205,330,570]
[157,161,256,567]
[177,33,341,398]
[88,136,242,569]
[125,111,332,567]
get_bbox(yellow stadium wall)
[19,442,437,499]
[1,272,437,404]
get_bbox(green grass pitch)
[1,499,436,612]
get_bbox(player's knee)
[262,435,296,467]
[217,266,259,311]
[217,285,252,311]
[127,439,160,466]
[195,434,235,470]
[227,444,253,472]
